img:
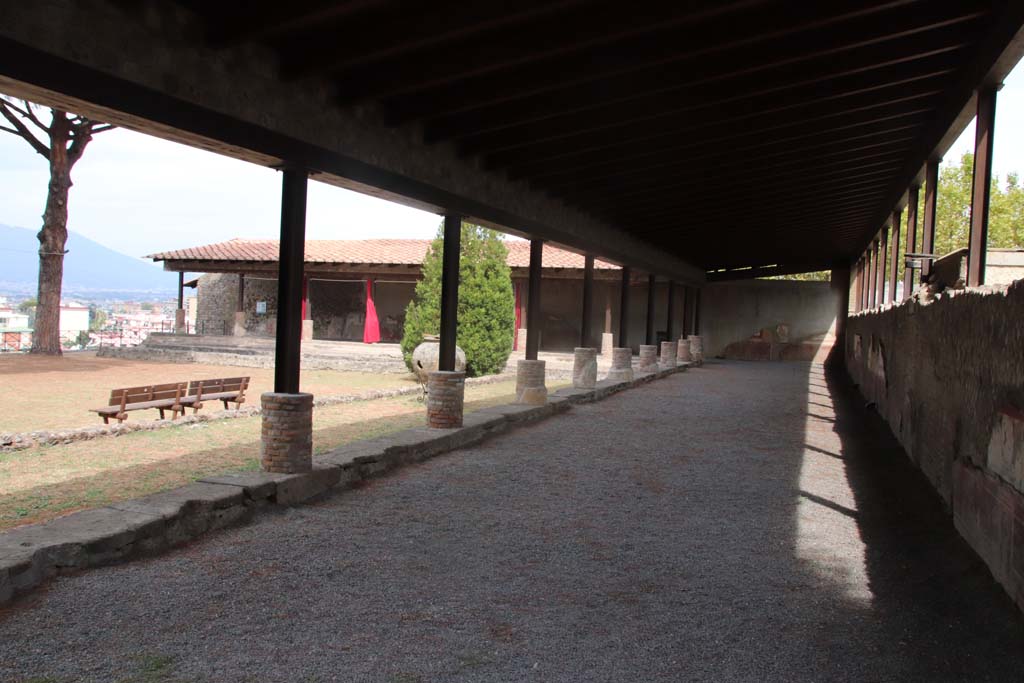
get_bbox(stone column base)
[689,335,704,365]
[659,341,678,369]
[233,311,247,337]
[606,347,634,382]
[572,347,598,389]
[261,392,313,474]
[677,337,692,362]
[174,308,186,334]
[600,332,614,357]
[302,319,314,341]
[638,344,659,372]
[516,359,548,405]
[427,371,465,429]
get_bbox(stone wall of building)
[196,273,238,336]
[846,281,1024,612]
[701,279,839,359]
[242,277,279,336]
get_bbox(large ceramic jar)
[411,338,467,382]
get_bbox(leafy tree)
[401,222,515,377]
[89,305,108,332]
[17,298,36,314]
[933,151,1024,256]
[0,95,114,355]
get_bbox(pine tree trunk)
[31,115,72,356]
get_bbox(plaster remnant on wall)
[988,407,1024,495]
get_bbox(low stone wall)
[0,361,692,605]
[845,280,1024,612]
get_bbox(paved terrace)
[2,362,1023,682]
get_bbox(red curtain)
[513,281,522,350]
[363,279,381,344]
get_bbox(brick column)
[516,359,547,405]
[572,347,598,389]
[607,347,634,382]
[260,392,313,473]
[174,309,186,334]
[426,370,465,429]
[638,344,658,372]
[659,341,677,370]
[688,335,704,365]
[301,319,314,341]
[677,337,692,362]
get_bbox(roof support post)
[645,274,656,345]
[666,281,676,341]
[525,239,543,360]
[693,288,702,336]
[828,265,850,368]
[237,273,246,312]
[867,241,878,309]
[580,254,594,348]
[888,210,901,304]
[968,87,998,287]
[903,187,919,300]
[177,272,184,310]
[438,214,461,371]
[921,160,939,282]
[877,226,889,306]
[273,168,307,394]
[618,267,631,348]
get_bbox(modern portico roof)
[1,1,1023,279]
[149,238,621,272]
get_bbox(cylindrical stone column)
[572,347,598,389]
[638,344,658,372]
[606,347,634,382]
[516,359,547,405]
[659,341,677,370]
[174,308,186,334]
[260,392,313,474]
[426,370,465,429]
[689,335,704,365]
[600,332,614,357]
[677,337,692,362]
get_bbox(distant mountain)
[0,224,177,299]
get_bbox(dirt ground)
[0,351,418,433]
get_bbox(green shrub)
[401,223,515,377]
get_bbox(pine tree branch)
[20,100,50,133]
[90,124,115,134]
[0,101,50,158]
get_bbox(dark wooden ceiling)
[174,0,1023,272]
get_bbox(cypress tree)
[401,222,515,377]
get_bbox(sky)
[1,64,1023,263]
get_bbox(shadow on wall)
[846,279,1024,615]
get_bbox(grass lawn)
[0,351,418,433]
[0,379,568,531]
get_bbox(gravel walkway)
[2,361,1023,682]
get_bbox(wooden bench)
[185,376,249,412]
[92,382,189,424]
[91,376,250,423]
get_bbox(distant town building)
[58,301,90,342]
[0,304,31,352]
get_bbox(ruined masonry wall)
[845,281,1024,613]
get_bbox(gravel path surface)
[2,361,1023,682]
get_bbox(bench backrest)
[187,376,250,396]
[108,382,186,406]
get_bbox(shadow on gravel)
[820,363,1024,679]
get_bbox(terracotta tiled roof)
[148,238,619,270]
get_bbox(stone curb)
[0,373,515,453]
[0,361,695,605]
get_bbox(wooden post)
[876,226,888,305]
[273,168,307,394]
[580,254,594,348]
[666,281,675,341]
[968,87,997,287]
[889,212,901,304]
[177,272,184,310]
[645,274,656,345]
[921,160,939,281]
[525,239,543,360]
[618,267,631,348]
[903,187,918,300]
[237,274,245,312]
[439,214,461,371]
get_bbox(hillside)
[0,224,176,298]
